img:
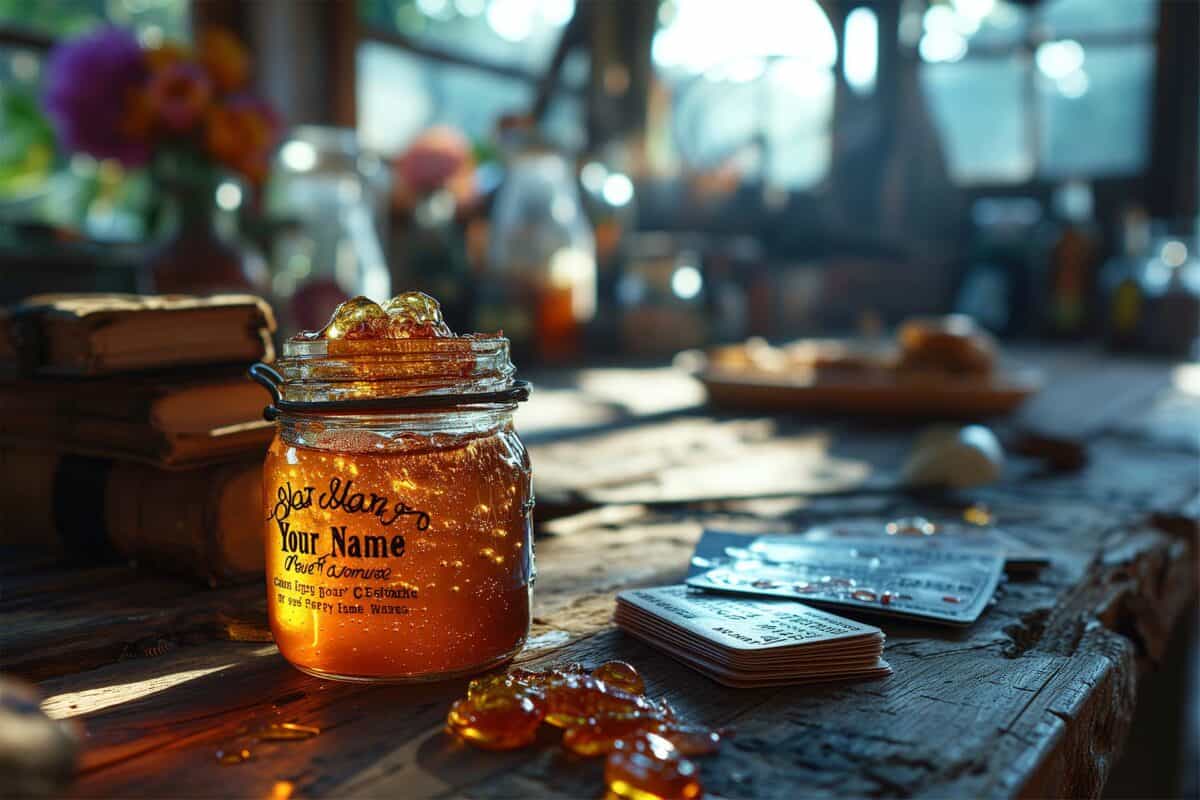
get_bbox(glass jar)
[253,326,533,683]
[477,123,596,363]
[266,126,392,334]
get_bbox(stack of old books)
[0,293,276,585]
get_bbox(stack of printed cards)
[686,530,1006,627]
[614,584,891,688]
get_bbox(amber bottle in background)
[478,116,596,363]
[1045,181,1102,338]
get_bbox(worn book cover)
[0,293,276,376]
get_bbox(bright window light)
[1036,40,1085,80]
[844,7,878,95]
[671,265,703,300]
[601,173,635,207]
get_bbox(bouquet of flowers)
[43,26,279,186]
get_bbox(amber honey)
[260,292,534,682]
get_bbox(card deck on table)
[791,518,1049,573]
[686,530,1005,626]
[614,584,890,688]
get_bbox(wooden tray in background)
[697,366,1041,417]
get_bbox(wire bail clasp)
[248,362,284,420]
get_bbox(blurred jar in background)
[478,117,595,362]
[1102,218,1200,357]
[954,197,1048,336]
[390,126,480,333]
[1140,228,1199,357]
[617,232,707,357]
[267,126,391,333]
[578,156,637,353]
[1045,181,1102,338]
[1100,206,1151,350]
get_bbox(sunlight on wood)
[40,646,277,719]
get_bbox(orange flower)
[144,42,190,73]
[120,86,157,140]
[148,62,212,133]
[205,97,280,184]
[197,27,249,93]
[233,151,271,185]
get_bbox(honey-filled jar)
[250,292,534,682]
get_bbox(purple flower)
[43,27,150,167]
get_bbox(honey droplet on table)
[216,748,251,765]
[544,675,657,729]
[605,733,702,800]
[592,661,646,695]
[257,722,321,741]
[563,717,655,757]
[447,690,545,750]
[656,723,725,757]
[963,504,994,526]
[886,516,937,536]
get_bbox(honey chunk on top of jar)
[314,291,455,340]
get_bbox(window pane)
[0,0,189,42]
[359,0,573,75]
[654,0,836,79]
[917,0,1029,62]
[670,75,763,174]
[1038,43,1154,178]
[652,0,836,190]
[1038,0,1157,38]
[964,0,1029,48]
[763,59,833,189]
[920,56,1034,184]
[357,41,530,154]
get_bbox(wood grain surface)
[3,348,1196,799]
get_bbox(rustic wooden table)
[5,349,1198,798]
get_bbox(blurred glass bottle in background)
[266,126,391,333]
[954,197,1047,336]
[1141,227,1200,357]
[1100,206,1151,350]
[616,232,708,357]
[578,155,637,355]
[477,116,596,362]
[1045,181,1101,338]
[1102,215,1200,357]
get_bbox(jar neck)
[275,336,515,404]
[276,405,516,453]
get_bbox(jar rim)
[267,333,517,406]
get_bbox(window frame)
[355,2,588,153]
[913,0,1160,187]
